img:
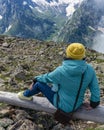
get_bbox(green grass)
[96,59,104,63]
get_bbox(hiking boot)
[18,91,33,101]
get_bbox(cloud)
[94,0,104,4]
[92,34,104,53]
[93,0,104,9]
[90,0,104,53]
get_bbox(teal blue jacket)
[35,59,100,112]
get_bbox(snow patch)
[31,0,83,16]
[66,0,83,16]
[49,1,58,6]
[31,0,48,5]
[29,5,34,9]
[66,5,75,16]
[5,25,12,33]
[35,7,43,13]
[0,15,3,20]
[23,1,27,5]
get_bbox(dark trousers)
[23,82,55,104]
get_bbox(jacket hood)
[62,59,87,76]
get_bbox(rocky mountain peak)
[0,35,104,129]
[0,0,83,40]
[54,0,104,53]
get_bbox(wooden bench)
[0,91,104,123]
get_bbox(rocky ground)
[0,36,104,130]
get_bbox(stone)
[0,118,13,128]
[2,43,10,48]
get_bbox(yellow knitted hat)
[66,43,85,60]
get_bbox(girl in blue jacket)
[18,43,100,113]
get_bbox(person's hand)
[83,102,93,110]
[29,78,37,90]
[29,82,34,90]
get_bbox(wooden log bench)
[0,91,104,123]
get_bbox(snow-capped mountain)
[55,0,104,53]
[30,0,83,16]
[0,0,83,40]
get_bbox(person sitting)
[18,43,100,113]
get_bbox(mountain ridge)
[0,35,104,129]
[54,0,104,53]
[0,0,83,40]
